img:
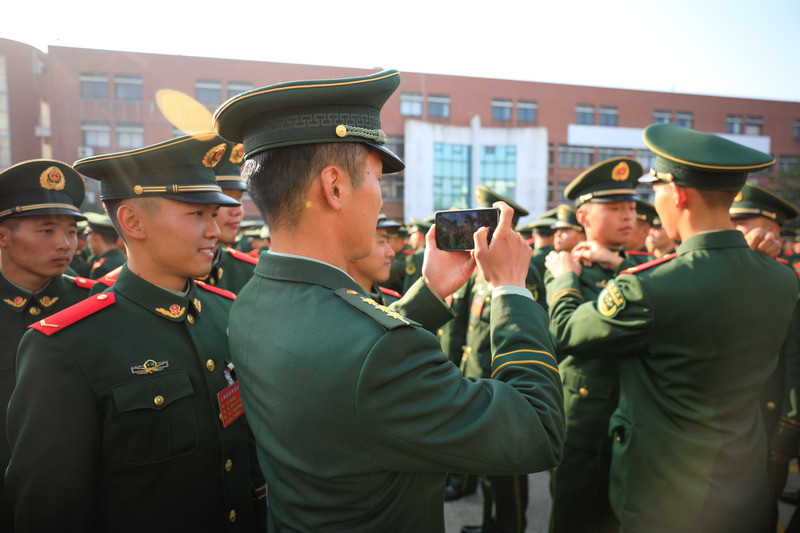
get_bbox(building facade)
[2,37,799,222]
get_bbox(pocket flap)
[113,371,194,413]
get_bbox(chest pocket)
[111,370,199,465]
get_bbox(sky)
[3,0,799,102]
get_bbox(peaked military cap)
[213,70,404,174]
[641,123,774,191]
[376,214,403,231]
[730,182,799,226]
[74,132,239,206]
[636,200,658,225]
[565,157,642,206]
[84,211,118,238]
[552,204,584,231]
[527,217,559,234]
[475,184,529,226]
[409,217,434,234]
[0,159,86,222]
[214,141,247,192]
[540,207,559,220]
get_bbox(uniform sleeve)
[354,292,565,475]
[773,301,800,456]
[5,330,101,533]
[547,271,654,358]
[388,277,454,333]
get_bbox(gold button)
[187,314,195,324]
[437,329,443,336]
[154,395,164,406]
[97,294,108,300]
[468,325,474,332]
[28,306,41,316]
[225,459,233,472]
[484,297,490,302]
[229,509,237,523]
[133,185,143,195]
[335,124,347,137]
[578,387,589,398]
[206,359,215,372]
[210,279,216,285]
[466,346,472,354]
[766,401,777,411]
[616,435,622,442]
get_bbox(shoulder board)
[29,293,116,336]
[626,250,656,257]
[64,275,98,290]
[335,288,419,330]
[379,286,402,299]
[620,252,677,275]
[777,256,789,265]
[91,257,107,270]
[97,265,123,287]
[225,247,259,265]
[401,249,413,255]
[194,280,237,300]
[525,237,537,246]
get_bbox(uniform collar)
[112,266,202,322]
[0,272,66,316]
[255,251,364,294]
[676,229,747,255]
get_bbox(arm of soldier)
[772,301,800,462]
[744,227,781,259]
[436,277,473,365]
[6,331,101,532]
[546,271,654,358]
[388,277,456,333]
[355,292,564,475]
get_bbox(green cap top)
[376,214,403,231]
[475,184,528,226]
[539,207,559,220]
[213,70,404,174]
[730,182,799,226]
[641,123,774,191]
[74,133,240,206]
[553,204,584,231]
[635,200,658,225]
[564,157,642,207]
[520,218,558,236]
[409,216,434,234]
[214,141,247,192]
[84,211,118,237]
[0,159,86,222]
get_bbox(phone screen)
[434,208,500,251]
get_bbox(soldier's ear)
[319,164,345,211]
[116,203,147,242]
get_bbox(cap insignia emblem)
[558,206,567,220]
[202,144,227,168]
[4,296,27,308]
[229,143,245,164]
[38,296,59,308]
[475,190,483,202]
[612,162,630,182]
[733,191,743,202]
[155,304,186,319]
[131,359,170,375]
[40,166,66,191]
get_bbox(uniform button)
[154,395,164,406]
[466,347,472,354]
[225,459,233,472]
[187,314,195,324]
[616,435,622,443]
[206,359,215,372]
[210,279,216,285]
[468,325,474,332]
[484,297,490,303]
[229,509,237,523]
[437,329,443,336]
[766,401,777,411]
[29,306,41,316]
[578,387,589,398]
[97,294,108,300]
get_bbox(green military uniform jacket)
[0,272,95,530]
[197,245,258,294]
[6,266,265,533]
[547,230,800,531]
[229,251,565,532]
[89,248,126,279]
[401,248,425,294]
[531,244,553,281]
[771,301,800,456]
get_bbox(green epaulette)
[335,288,419,330]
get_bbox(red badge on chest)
[217,381,244,428]
[470,295,485,317]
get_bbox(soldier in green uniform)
[84,211,126,279]
[349,215,403,304]
[6,134,266,533]
[527,216,557,279]
[401,216,434,294]
[546,123,799,532]
[214,69,565,532]
[543,157,650,533]
[552,204,585,253]
[196,140,257,293]
[729,181,800,530]
[0,160,97,531]
[627,200,658,254]
[68,219,92,277]
[644,215,677,257]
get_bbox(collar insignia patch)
[131,359,170,375]
[4,296,27,308]
[156,304,186,319]
[38,296,59,308]
[193,298,202,313]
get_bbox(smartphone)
[435,207,500,251]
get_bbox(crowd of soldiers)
[0,68,798,533]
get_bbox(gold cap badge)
[612,162,630,182]
[202,144,227,168]
[40,166,66,191]
[229,143,244,164]
[558,206,567,220]
[734,190,743,202]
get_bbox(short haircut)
[103,197,162,242]
[693,187,739,209]
[0,217,20,230]
[242,142,369,230]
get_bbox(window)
[480,146,516,200]
[575,105,595,125]
[778,156,800,173]
[745,116,763,135]
[653,110,671,124]
[599,106,618,127]
[428,95,450,118]
[557,183,568,203]
[114,75,142,101]
[227,82,252,99]
[116,123,144,149]
[675,112,693,128]
[517,101,538,124]
[380,175,404,203]
[597,148,633,161]
[637,149,656,171]
[726,115,743,134]
[433,143,470,210]
[385,135,405,162]
[195,80,222,105]
[81,122,111,148]
[795,120,800,140]
[400,93,423,116]
[548,143,553,168]
[80,73,108,99]
[491,99,512,122]
[558,145,593,168]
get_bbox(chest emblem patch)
[131,359,170,375]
